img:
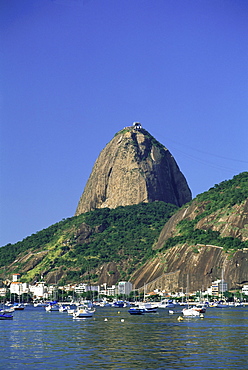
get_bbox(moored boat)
[159,299,179,309]
[0,313,13,320]
[112,300,125,308]
[73,305,95,318]
[12,303,24,310]
[45,302,60,311]
[0,307,14,314]
[59,305,71,313]
[33,302,47,307]
[139,302,158,313]
[128,307,145,315]
[214,300,229,308]
[182,307,200,317]
[67,307,77,315]
[192,304,207,313]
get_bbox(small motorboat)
[67,307,77,315]
[159,299,179,308]
[12,303,24,311]
[191,304,207,313]
[112,300,125,308]
[0,313,13,320]
[214,300,229,308]
[139,303,158,313]
[128,307,145,315]
[168,309,182,314]
[182,308,200,317]
[45,302,60,311]
[33,302,47,307]
[73,305,95,319]
[0,307,14,314]
[59,305,70,313]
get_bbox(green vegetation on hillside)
[194,171,247,210]
[1,172,247,284]
[162,172,248,252]
[0,202,178,282]
[162,222,248,252]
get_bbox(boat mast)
[221,268,224,300]
[186,274,189,307]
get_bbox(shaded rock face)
[155,198,248,251]
[75,127,192,215]
[131,245,248,292]
[196,199,248,241]
[131,196,248,292]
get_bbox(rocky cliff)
[75,124,192,215]
[130,173,248,292]
[131,245,248,293]
[155,198,248,251]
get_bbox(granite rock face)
[131,245,248,292]
[75,126,192,215]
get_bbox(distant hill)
[0,172,247,293]
[0,202,177,285]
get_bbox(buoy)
[104,318,108,321]
[200,314,204,318]
[118,311,120,314]
[177,316,183,321]
[120,318,124,322]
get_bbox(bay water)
[1,305,247,369]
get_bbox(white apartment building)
[10,281,23,295]
[0,287,7,296]
[74,284,99,294]
[118,281,132,295]
[211,279,228,297]
[29,282,48,299]
[242,285,248,296]
[106,285,117,296]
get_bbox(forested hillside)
[159,172,248,252]
[0,202,177,283]
[0,172,247,287]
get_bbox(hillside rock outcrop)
[131,244,248,292]
[75,124,192,215]
[130,184,248,292]
[155,198,248,251]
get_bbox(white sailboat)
[182,274,200,317]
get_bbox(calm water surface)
[1,305,247,369]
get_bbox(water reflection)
[0,306,247,369]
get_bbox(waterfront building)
[118,281,132,295]
[107,285,118,296]
[242,285,248,296]
[0,287,7,296]
[211,279,228,297]
[29,282,48,299]
[10,281,23,295]
[74,284,99,294]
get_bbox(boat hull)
[45,304,60,311]
[182,308,200,317]
[72,305,95,318]
[128,308,145,315]
[0,314,13,320]
[73,310,94,318]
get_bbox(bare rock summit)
[75,123,192,215]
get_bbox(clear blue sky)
[1,0,247,246]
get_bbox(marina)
[0,304,247,369]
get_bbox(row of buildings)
[0,274,133,300]
[1,274,248,300]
